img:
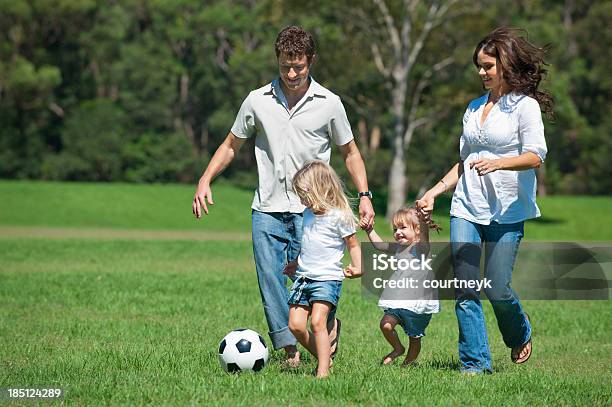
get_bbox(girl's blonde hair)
[392,207,441,245]
[293,160,357,227]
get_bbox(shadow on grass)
[527,215,566,225]
[426,357,462,371]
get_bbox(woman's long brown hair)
[474,27,554,120]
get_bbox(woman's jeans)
[251,210,335,350]
[450,216,531,373]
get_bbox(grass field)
[1,181,611,406]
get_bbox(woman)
[416,27,553,374]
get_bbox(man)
[192,26,374,365]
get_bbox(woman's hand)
[469,158,503,176]
[415,193,435,223]
[343,264,362,279]
[283,261,298,276]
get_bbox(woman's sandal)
[511,312,532,364]
[330,318,342,359]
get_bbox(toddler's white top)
[450,92,547,225]
[297,208,356,281]
[378,245,440,314]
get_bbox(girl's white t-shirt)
[297,208,356,281]
[377,245,440,315]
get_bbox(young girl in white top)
[365,207,441,366]
[283,160,361,378]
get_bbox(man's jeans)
[450,216,532,373]
[252,210,302,350]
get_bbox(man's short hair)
[275,26,316,63]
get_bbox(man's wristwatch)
[358,191,373,199]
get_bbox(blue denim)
[251,210,335,350]
[384,308,432,338]
[450,216,532,374]
[288,277,342,307]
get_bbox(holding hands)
[415,193,435,225]
[358,198,375,230]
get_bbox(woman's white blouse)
[450,92,547,225]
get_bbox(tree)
[345,0,484,216]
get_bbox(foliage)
[0,0,609,197]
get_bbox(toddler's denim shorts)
[384,308,432,338]
[288,276,342,308]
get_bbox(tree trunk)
[386,136,406,219]
[357,118,369,155]
[369,125,381,151]
[537,165,548,196]
[386,81,407,218]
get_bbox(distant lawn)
[1,180,611,241]
[0,180,253,232]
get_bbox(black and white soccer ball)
[218,328,269,373]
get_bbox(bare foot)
[314,361,332,378]
[401,357,417,367]
[401,337,421,366]
[382,346,405,365]
[282,349,301,368]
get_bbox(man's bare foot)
[382,346,405,365]
[282,349,300,368]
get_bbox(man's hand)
[193,181,214,218]
[283,261,298,277]
[343,264,362,279]
[191,133,245,219]
[338,140,375,229]
[359,197,375,230]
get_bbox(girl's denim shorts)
[288,276,342,308]
[384,308,432,338]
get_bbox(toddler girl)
[365,207,440,366]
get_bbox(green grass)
[0,180,253,231]
[1,181,611,405]
[1,239,610,405]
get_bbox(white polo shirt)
[231,78,354,213]
[451,92,548,224]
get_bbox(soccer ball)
[218,328,269,373]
